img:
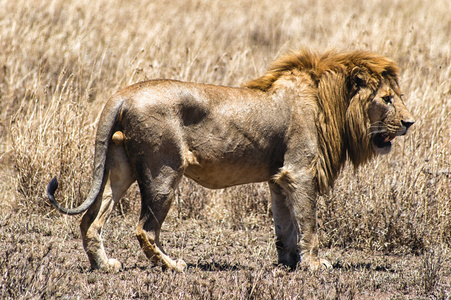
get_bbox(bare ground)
[1,206,449,299]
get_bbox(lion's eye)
[382,95,393,104]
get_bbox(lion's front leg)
[272,167,332,271]
[269,182,299,268]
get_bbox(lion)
[47,49,414,272]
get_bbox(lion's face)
[368,81,414,155]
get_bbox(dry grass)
[1,0,450,298]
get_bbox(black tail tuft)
[47,177,59,198]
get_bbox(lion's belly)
[184,162,272,189]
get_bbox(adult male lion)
[47,49,414,272]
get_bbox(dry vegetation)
[1,0,450,298]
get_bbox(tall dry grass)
[1,0,450,256]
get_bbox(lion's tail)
[46,96,125,215]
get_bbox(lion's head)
[366,79,414,154]
[341,52,415,165]
[245,50,414,192]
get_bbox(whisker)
[370,121,386,126]
[385,124,398,131]
[368,129,388,136]
[368,122,402,137]
[369,122,386,129]
[369,125,385,131]
[367,121,390,136]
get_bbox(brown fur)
[47,49,414,272]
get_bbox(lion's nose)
[401,119,415,134]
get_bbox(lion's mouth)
[373,133,395,149]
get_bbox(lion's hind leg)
[134,164,186,272]
[80,144,135,272]
[136,211,187,272]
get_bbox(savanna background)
[1,0,450,298]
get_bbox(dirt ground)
[1,206,449,299]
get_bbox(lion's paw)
[302,255,332,271]
[173,259,187,272]
[319,258,332,270]
[104,258,122,273]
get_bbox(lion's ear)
[350,66,368,88]
[348,67,370,97]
